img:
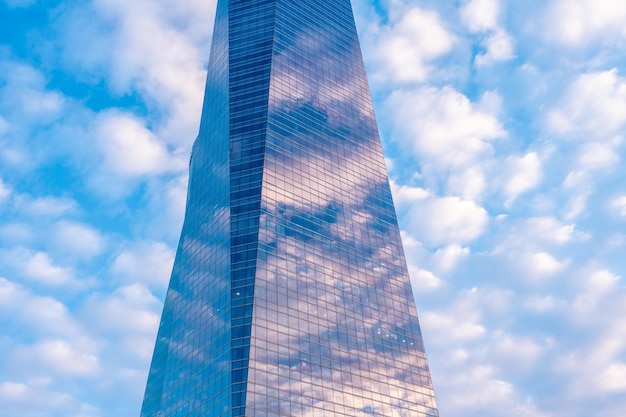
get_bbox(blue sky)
[1,0,626,416]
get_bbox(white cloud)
[0,380,98,417]
[390,181,430,204]
[94,110,184,178]
[81,285,162,361]
[16,339,100,377]
[492,332,543,370]
[572,269,620,315]
[374,8,453,83]
[385,86,505,170]
[610,195,626,217]
[431,244,470,273]
[409,267,444,291]
[0,60,65,124]
[57,0,212,146]
[502,152,541,206]
[522,251,567,280]
[461,0,500,32]
[422,310,487,342]
[407,196,489,246]
[50,221,106,260]
[542,0,626,47]
[475,29,515,65]
[0,277,81,337]
[598,362,626,392]
[578,141,620,169]
[143,174,189,241]
[562,189,591,221]
[0,223,33,246]
[492,216,580,285]
[524,295,566,312]
[460,0,514,65]
[0,382,28,398]
[423,285,555,416]
[22,251,75,285]
[541,68,626,219]
[547,70,626,140]
[111,241,175,288]
[446,167,486,201]
[523,217,576,244]
[18,196,78,217]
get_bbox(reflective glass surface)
[141,0,438,416]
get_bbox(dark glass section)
[141,0,232,415]
[141,0,438,416]
[228,1,276,415]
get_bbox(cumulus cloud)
[522,251,567,280]
[461,0,500,32]
[421,287,513,345]
[431,244,470,273]
[81,284,162,361]
[491,216,580,286]
[577,141,620,170]
[501,152,542,206]
[491,332,543,371]
[610,196,626,217]
[475,29,515,65]
[55,0,213,145]
[15,339,100,377]
[408,267,444,291]
[110,241,175,289]
[51,221,106,260]
[392,183,489,246]
[547,69,626,140]
[0,60,65,125]
[16,195,78,217]
[598,362,626,393]
[543,70,626,221]
[524,294,567,313]
[391,182,431,204]
[0,380,98,417]
[0,277,81,337]
[460,0,514,65]
[409,196,489,246]
[542,0,626,47]
[385,86,505,170]
[422,310,487,343]
[552,268,626,406]
[94,110,184,178]
[0,59,72,171]
[523,216,576,244]
[373,8,453,83]
[23,252,75,285]
[572,269,620,315]
[446,167,486,201]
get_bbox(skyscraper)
[141,0,438,415]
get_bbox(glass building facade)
[141,0,438,416]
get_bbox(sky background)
[1,0,626,416]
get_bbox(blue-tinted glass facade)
[141,0,438,416]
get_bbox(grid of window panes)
[140,0,233,415]
[228,0,276,415]
[141,0,439,415]
[246,0,439,415]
